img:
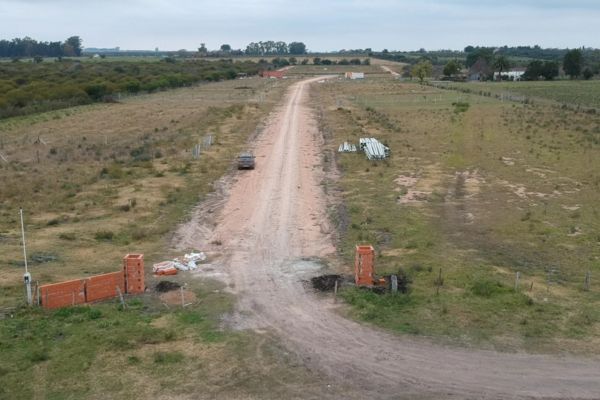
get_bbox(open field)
[312,77,600,354]
[0,77,356,399]
[286,64,389,77]
[0,77,287,309]
[2,70,600,398]
[437,80,600,109]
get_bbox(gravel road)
[176,77,600,399]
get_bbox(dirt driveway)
[176,77,600,399]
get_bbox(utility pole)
[20,209,32,306]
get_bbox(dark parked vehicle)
[237,151,256,169]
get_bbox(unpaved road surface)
[176,77,600,399]
[380,65,400,76]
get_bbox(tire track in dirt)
[176,77,600,399]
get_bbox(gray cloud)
[0,0,598,51]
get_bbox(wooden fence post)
[584,271,591,291]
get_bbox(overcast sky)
[1,0,598,51]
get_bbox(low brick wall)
[39,254,144,309]
[40,279,86,309]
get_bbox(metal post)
[20,209,32,306]
[391,275,398,294]
[333,279,338,303]
[515,271,520,291]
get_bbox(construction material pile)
[359,138,389,160]
[153,252,206,276]
[338,142,357,153]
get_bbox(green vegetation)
[443,59,462,78]
[0,59,260,118]
[0,36,83,58]
[0,281,309,399]
[411,60,433,83]
[563,49,584,79]
[315,78,600,353]
[439,80,600,109]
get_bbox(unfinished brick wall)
[39,253,145,309]
[39,279,86,309]
[85,271,126,303]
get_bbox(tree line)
[463,47,596,81]
[0,36,83,58]
[0,59,261,119]
[196,41,308,57]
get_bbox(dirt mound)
[311,274,341,291]
[155,280,181,293]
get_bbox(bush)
[94,230,114,241]
[470,278,507,297]
[153,351,183,364]
[100,164,124,179]
[452,102,470,113]
[58,232,76,241]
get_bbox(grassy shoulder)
[314,77,600,354]
[0,280,321,399]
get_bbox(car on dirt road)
[237,151,255,169]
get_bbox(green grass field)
[439,80,600,109]
[314,78,600,354]
[0,279,328,399]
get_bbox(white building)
[345,72,365,80]
[494,68,526,81]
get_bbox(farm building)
[261,70,285,79]
[345,72,365,80]
[468,59,492,81]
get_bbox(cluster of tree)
[466,45,600,64]
[312,57,370,65]
[336,48,373,55]
[244,41,307,55]
[466,46,597,81]
[522,60,560,81]
[0,59,261,119]
[519,49,595,80]
[0,36,83,58]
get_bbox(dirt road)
[380,65,400,76]
[176,77,600,399]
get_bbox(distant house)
[261,70,285,79]
[468,59,492,81]
[494,68,526,81]
[345,72,365,80]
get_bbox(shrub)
[58,232,76,241]
[470,278,506,297]
[94,230,114,241]
[452,102,470,113]
[153,351,183,364]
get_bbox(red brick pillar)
[123,254,145,294]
